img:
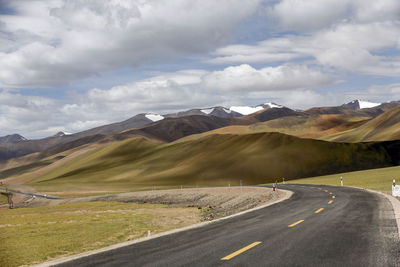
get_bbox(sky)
[0,0,400,138]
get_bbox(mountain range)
[0,100,399,162]
[2,99,400,193]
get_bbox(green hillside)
[28,132,397,193]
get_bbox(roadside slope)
[325,106,400,142]
[25,132,400,193]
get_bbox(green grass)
[0,201,199,267]
[287,165,400,192]
[0,193,8,204]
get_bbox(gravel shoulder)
[15,186,289,220]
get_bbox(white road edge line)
[32,188,293,267]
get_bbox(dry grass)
[0,201,200,267]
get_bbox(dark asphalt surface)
[58,185,400,267]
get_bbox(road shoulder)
[363,188,400,237]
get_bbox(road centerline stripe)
[328,200,333,204]
[329,192,333,195]
[221,242,262,260]
[288,220,304,227]
[315,208,324,213]
[332,196,336,199]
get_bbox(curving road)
[58,185,400,267]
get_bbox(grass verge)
[0,201,200,267]
[288,165,400,192]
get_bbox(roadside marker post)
[147,230,151,237]
[392,179,400,197]
[272,183,276,200]
[340,176,343,186]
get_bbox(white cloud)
[209,21,400,76]
[269,0,350,32]
[202,64,332,92]
[0,0,261,88]
[268,0,400,32]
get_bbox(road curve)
[58,185,400,267]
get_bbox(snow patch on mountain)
[357,100,380,109]
[230,106,264,115]
[145,114,164,122]
[223,108,231,113]
[201,108,214,115]
[264,102,283,108]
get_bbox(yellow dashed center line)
[324,190,328,192]
[329,192,333,195]
[314,208,324,213]
[328,200,333,204]
[288,219,305,227]
[332,196,336,199]
[221,242,262,260]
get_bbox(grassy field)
[0,193,8,204]
[0,201,200,267]
[287,165,400,192]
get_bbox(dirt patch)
[19,187,288,220]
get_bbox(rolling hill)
[176,113,370,142]
[325,106,400,142]
[20,132,400,193]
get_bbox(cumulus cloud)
[0,0,261,88]
[0,62,335,138]
[268,0,400,32]
[210,1,400,77]
[202,64,332,92]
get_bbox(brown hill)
[325,106,400,142]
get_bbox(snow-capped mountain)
[145,113,164,122]
[229,102,284,115]
[229,105,264,115]
[165,106,241,119]
[263,102,284,109]
[53,131,72,137]
[0,134,27,144]
[342,100,381,110]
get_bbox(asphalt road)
[58,185,400,267]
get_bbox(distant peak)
[229,105,264,115]
[145,113,164,122]
[54,131,66,137]
[200,108,214,115]
[344,100,381,109]
[263,102,283,109]
[0,133,27,144]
